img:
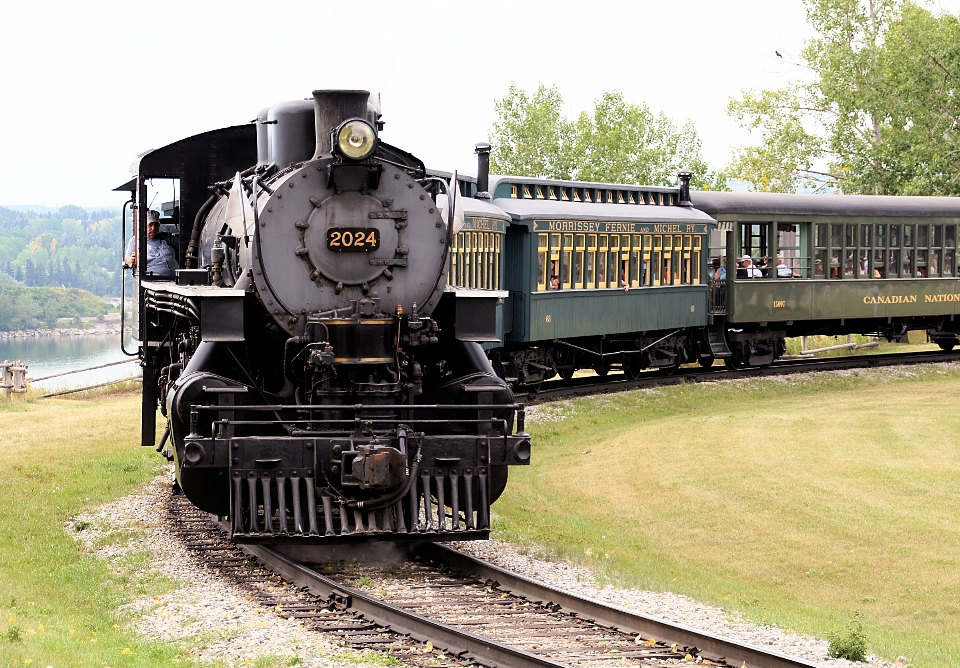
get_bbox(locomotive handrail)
[211,418,512,426]
[194,402,524,411]
[119,198,138,357]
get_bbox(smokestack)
[312,90,370,159]
[677,170,693,207]
[474,142,491,197]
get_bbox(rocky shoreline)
[0,313,124,339]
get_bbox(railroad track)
[167,493,825,668]
[524,349,960,402]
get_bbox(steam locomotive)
[117,90,531,544]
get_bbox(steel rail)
[237,543,573,668]
[416,543,826,668]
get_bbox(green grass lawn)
[0,391,189,666]
[4,363,958,666]
[494,363,960,667]
[0,391,402,667]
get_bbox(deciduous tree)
[727,0,960,194]
[489,84,577,180]
[490,86,723,188]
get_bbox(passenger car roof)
[488,175,714,224]
[494,196,716,224]
[691,190,960,219]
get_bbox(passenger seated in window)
[740,255,762,278]
[550,275,560,290]
[621,263,629,292]
[776,254,795,278]
[814,259,824,276]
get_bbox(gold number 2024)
[330,230,377,247]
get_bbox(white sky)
[1,0,958,208]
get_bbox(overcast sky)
[2,0,957,208]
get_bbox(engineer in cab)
[125,210,179,277]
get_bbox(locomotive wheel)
[594,364,610,377]
[697,357,715,368]
[559,367,575,380]
[724,357,743,370]
[938,340,957,351]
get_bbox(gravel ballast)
[70,475,354,667]
[69,473,909,668]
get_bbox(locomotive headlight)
[335,119,377,160]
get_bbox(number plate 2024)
[327,227,380,252]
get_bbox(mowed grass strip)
[494,365,960,668]
[0,392,186,666]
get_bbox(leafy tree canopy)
[489,85,725,189]
[727,0,960,194]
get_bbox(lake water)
[0,333,140,392]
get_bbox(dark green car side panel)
[730,278,960,323]
[529,287,707,341]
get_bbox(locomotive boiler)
[117,89,530,543]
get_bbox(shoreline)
[0,314,124,340]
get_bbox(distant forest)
[0,205,122,297]
[0,285,111,331]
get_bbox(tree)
[489,85,723,188]
[727,0,960,194]
[573,91,713,187]
[489,84,577,180]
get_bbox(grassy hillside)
[0,285,112,331]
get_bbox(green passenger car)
[474,175,716,383]
[692,191,960,364]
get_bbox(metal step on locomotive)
[116,89,531,543]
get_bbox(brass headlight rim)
[335,118,378,161]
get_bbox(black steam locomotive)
[116,90,530,543]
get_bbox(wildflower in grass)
[121,648,132,655]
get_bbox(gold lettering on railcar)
[862,295,919,304]
[534,220,708,234]
[924,293,960,302]
[462,217,506,232]
[773,300,786,308]
[545,314,552,323]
